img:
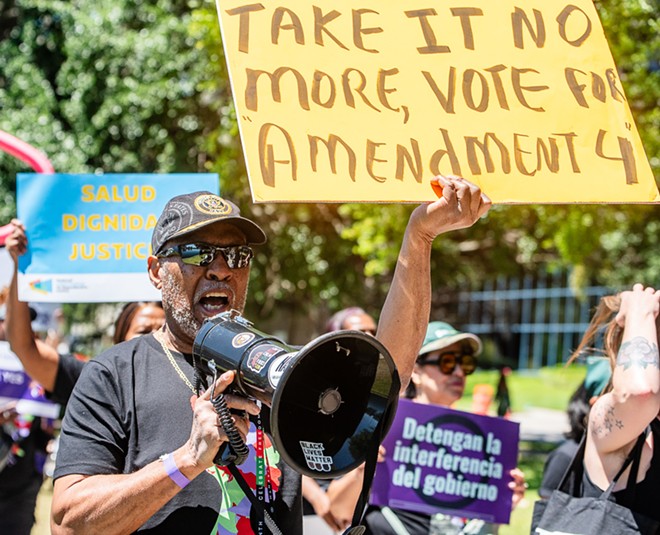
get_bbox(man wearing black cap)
[51,177,491,534]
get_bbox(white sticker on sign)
[300,441,333,472]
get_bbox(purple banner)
[0,342,61,419]
[370,398,520,524]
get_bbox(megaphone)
[193,310,400,478]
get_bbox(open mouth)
[199,291,231,315]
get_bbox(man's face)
[411,341,468,407]
[150,222,251,348]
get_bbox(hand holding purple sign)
[371,398,520,525]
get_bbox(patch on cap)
[151,190,267,255]
[194,194,233,216]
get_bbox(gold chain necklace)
[154,330,196,394]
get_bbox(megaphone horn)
[193,310,400,478]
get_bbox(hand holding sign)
[410,175,491,242]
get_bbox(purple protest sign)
[0,342,61,419]
[370,398,520,525]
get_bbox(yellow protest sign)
[216,0,658,204]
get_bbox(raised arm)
[4,220,59,391]
[588,284,660,455]
[376,176,490,390]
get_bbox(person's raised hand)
[409,175,491,244]
[184,370,260,469]
[5,219,27,262]
[615,283,660,329]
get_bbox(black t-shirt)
[0,416,49,494]
[582,418,660,523]
[539,439,580,499]
[54,334,302,534]
[49,352,87,405]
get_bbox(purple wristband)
[162,453,190,489]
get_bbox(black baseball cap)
[151,191,267,255]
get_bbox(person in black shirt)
[50,178,491,534]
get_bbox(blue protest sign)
[16,173,219,302]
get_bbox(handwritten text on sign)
[370,399,520,524]
[216,0,657,203]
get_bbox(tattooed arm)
[588,284,660,456]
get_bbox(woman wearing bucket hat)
[328,321,526,534]
[403,321,482,406]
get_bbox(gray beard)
[158,267,250,343]
[160,269,201,343]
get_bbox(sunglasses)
[419,351,477,376]
[157,243,253,269]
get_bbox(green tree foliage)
[1,0,658,335]
[0,0,225,179]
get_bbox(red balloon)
[0,130,54,173]
[0,223,12,247]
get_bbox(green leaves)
[1,0,657,333]
[1,0,222,179]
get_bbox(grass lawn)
[500,489,539,535]
[452,364,585,534]
[461,364,587,412]
[30,365,588,534]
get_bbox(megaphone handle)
[211,390,250,466]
